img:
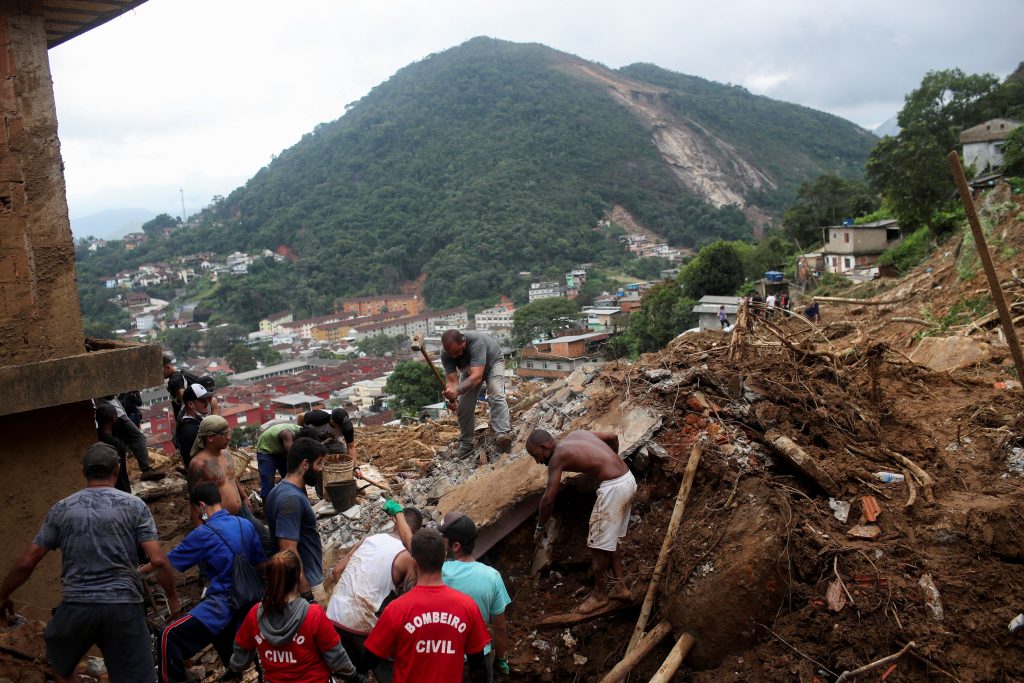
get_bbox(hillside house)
[260,310,293,334]
[271,393,324,419]
[528,281,565,302]
[518,332,608,380]
[960,118,1022,173]
[475,303,515,341]
[821,219,901,275]
[583,306,624,332]
[692,296,738,331]
[339,294,424,317]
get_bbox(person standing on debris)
[326,503,422,678]
[163,354,201,421]
[439,329,512,459]
[149,483,266,683]
[805,300,821,323]
[331,407,359,464]
[94,394,155,475]
[363,528,491,683]
[96,402,133,493]
[765,292,777,321]
[188,415,274,556]
[255,421,301,498]
[718,305,729,330]
[230,549,361,682]
[265,437,328,604]
[175,383,215,470]
[0,443,180,683]
[527,429,637,614]
[440,513,511,681]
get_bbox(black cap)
[439,513,477,545]
[82,442,119,477]
[304,409,331,427]
[198,375,216,391]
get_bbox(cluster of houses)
[94,248,286,293]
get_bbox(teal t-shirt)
[442,559,511,655]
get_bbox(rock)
[911,336,994,372]
[847,524,881,539]
[644,368,673,382]
[341,504,362,520]
[588,403,663,459]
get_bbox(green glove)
[383,499,403,516]
[496,658,510,676]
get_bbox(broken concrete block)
[341,504,362,520]
[686,390,718,413]
[911,335,994,372]
[588,403,663,459]
[644,368,673,382]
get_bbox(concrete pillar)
[0,0,85,367]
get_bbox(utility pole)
[179,189,186,223]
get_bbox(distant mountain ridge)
[101,38,876,318]
[71,208,156,240]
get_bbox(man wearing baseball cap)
[440,513,511,680]
[0,443,179,682]
[175,383,215,470]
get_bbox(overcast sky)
[49,0,1023,221]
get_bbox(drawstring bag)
[207,517,264,612]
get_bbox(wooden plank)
[536,599,640,627]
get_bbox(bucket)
[323,456,354,485]
[325,480,358,511]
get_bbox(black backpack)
[206,517,264,612]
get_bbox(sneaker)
[495,433,513,453]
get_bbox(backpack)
[206,517,265,612]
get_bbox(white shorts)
[588,471,637,551]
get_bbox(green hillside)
[81,37,876,322]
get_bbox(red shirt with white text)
[235,602,340,682]
[364,584,490,683]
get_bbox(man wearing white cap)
[175,383,215,470]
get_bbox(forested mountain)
[86,37,875,318]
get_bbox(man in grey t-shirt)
[0,443,179,682]
[440,329,511,460]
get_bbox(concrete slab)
[584,401,663,458]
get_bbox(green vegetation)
[226,344,257,372]
[878,226,932,273]
[385,361,442,416]
[782,174,879,246]
[616,280,696,355]
[678,241,746,298]
[866,68,1019,237]
[512,298,582,346]
[76,38,877,332]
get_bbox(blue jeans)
[257,452,287,498]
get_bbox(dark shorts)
[45,601,154,682]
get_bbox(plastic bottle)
[872,471,905,484]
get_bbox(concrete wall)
[964,141,1005,173]
[0,400,97,620]
[0,5,85,367]
[823,227,888,255]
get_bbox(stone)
[847,524,881,539]
[644,368,673,382]
[911,335,995,372]
[342,504,362,520]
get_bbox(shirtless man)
[187,415,273,553]
[527,429,638,613]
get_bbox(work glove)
[383,499,403,516]
[496,658,510,676]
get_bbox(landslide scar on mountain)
[562,62,777,211]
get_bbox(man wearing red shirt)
[364,529,490,683]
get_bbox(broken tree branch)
[627,439,703,653]
[902,468,917,508]
[536,599,641,627]
[881,448,934,503]
[648,633,696,683]
[812,295,909,306]
[834,641,916,683]
[948,151,1024,393]
[599,621,672,683]
[764,430,840,497]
